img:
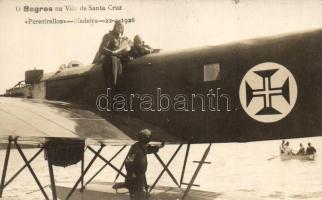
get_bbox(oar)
[267,155,281,161]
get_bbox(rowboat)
[280,154,316,161]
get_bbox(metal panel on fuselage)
[45,64,107,106]
[42,29,322,143]
[119,29,322,142]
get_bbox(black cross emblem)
[245,69,290,115]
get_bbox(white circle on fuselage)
[239,62,297,123]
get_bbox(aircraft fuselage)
[16,29,322,143]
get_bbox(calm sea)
[0,137,321,200]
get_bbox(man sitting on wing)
[93,20,131,86]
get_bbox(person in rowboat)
[280,140,286,154]
[283,141,294,155]
[296,143,305,155]
[306,143,317,155]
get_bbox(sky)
[1,0,322,94]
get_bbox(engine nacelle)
[25,69,43,84]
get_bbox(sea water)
[0,137,321,200]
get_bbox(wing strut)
[64,144,128,199]
[3,146,44,192]
[0,136,49,200]
[0,137,50,200]
[0,137,12,197]
[48,157,57,200]
[84,145,127,188]
[80,149,85,191]
[0,141,214,199]
[182,143,212,199]
[114,146,132,182]
[179,143,190,187]
[65,144,105,200]
[146,143,212,200]
[14,139,50,200]
[149,144,183,193]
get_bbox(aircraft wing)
[0,97,177,145]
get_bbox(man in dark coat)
[296,143,305,155]
[129,35,160,59]
[124,129,164,200]
[306,142,317,155]
[93,20,129,87]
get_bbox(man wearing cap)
[129,35,160,59]
[93,20,130,86]
[124,129,165,200]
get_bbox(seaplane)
[0,28,321,200]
